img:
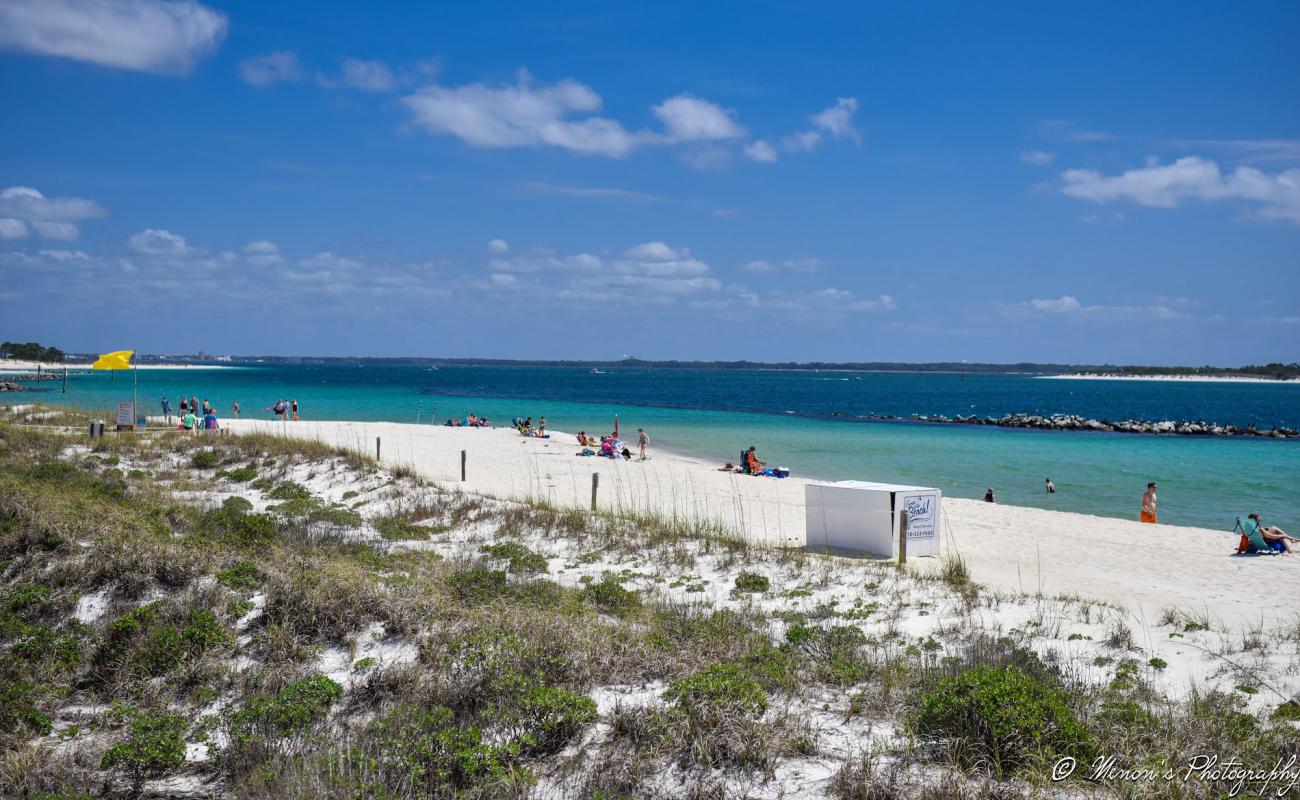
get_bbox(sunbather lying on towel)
[1248,513,1297,554]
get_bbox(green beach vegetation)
[0,404,1297,798]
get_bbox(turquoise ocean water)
[6,364,1298,532]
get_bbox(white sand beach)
[0,359,234,373]
[1040,373,1298,384]
[221,418,1299,630]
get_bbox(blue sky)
[1,0,1297,363]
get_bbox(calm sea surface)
[8,364,1298,532]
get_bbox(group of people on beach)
[161,394,221,433]
[576,426,649,461]
[268,399,299,421]
[718,446,789,478]
[445,413,493,427]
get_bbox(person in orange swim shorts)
[1140,482,1158,523]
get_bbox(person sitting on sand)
[1248,513,1298,554]
[577,431,590,446]
[742,446,765,475]
[203,410,219,431]
[983,488,996,503]
[181,410,197,432]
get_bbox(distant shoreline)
[1040,373,1299,385]
[0,359,237,373]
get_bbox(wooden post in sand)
[897,510,909,569]
[461,450,467,482]
[375,437,381,461]
[591,473,600,511]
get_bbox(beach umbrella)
[613,414,619,437]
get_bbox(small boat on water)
[591,368,605,374]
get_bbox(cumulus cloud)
[0,219,27,240]
[333,57,397,92]
[402,71,639,157]
[1020,150,1055,166]
[0,0,227,75]
[242,240,282,266]
[0,186,105,240]
[743,139,777,163]
[785,98,860,153]
[239,50,301,86]
[1060,156,1300,222]
[128,228,191,256]
[1028,295,1082,313]
[1009,295,1184,322]
[487,239,509,254]
[652,94,745,142]
[742,258,825,273]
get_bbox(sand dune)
[222,418,1298,630]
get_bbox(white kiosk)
[805,481,941,558]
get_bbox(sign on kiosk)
[805,481,941,558]
[116,401,135,431]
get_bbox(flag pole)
[133,360,138,432]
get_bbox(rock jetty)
[861,412,1299,439]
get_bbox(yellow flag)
[92,350,134,370]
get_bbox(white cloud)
[336,57,396,92]
[487,239,509,254]
[784,98,860,153]
[242,240,282,266]
[0,219,27,239]
[402,71,639,157]
[30,221,80,240]
[239,50,301,86]
[812,98,860,143]
[652,94,745,142]
[623,241,677,261]
[1029,295,1082,313]
[0,186,105,239]
[519,181,659,202]
[1020,150,1055,166]
[1060,156,1300,222]
[490,273,517,287]
[743,139,777,163]
[742,258,825,273]
[0,0,227,75]
[128,228,191,256]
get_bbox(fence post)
[376,436,381,461]
[897,510,909,569]
[461,450,467,482]
[591,473,600,511]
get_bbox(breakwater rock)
[0,382,28,392]
[862,412,1299,439]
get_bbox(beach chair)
[1234,517,1277,555]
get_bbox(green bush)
[216,560,260,590]
[267,481,312,501]
[222,495,254,516]
[361,704,525,795]
[665,663,768,721]
[0,680,53,737]
[190,450,220,469]
[733,572,770,593]
[374,516,429,541]
[481,541,548,574]
[1271,700,1300,723]
[218,466,259,482]
[446,566,510,603]
[228,674,342,741]
[910,665,1094,777]
[581,576,641,616]
[509,685,597,754]
[235,513,277,547]
[100,710,187,780]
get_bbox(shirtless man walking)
[1140,482,1158,523]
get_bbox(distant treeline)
[1,341,64,362]
[1077,363,1300,380]
[96,354,1298,379]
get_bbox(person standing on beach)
[1045,477,1055,494]
[291,399,299,421]
[1140,482,1158,523]
[179,396,188,417]
[638,428,649,460]
[232,400,240,418]
[161,396,171,424]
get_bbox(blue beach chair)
[1234,517,1279,555]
